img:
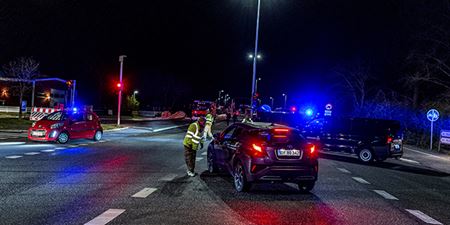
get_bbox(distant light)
[291,106,297,112]
[256,54,262,59]
[248,54,254,59]
[134,90,139,94]
[305,109,313,116]
[73,107,78,112]
[117,83,122,88]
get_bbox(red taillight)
[274,128,290,133]
[252,143,262,152]
[387,137,393,144]
[310,145,316,154]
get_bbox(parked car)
[207,122,318,192]
[302,117,403,163]
[28,110,103,144]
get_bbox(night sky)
[0,0,437,109]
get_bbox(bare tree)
[2,57,40,119]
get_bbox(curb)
[0,129,27,133]
[104,127,130,133]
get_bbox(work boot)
[187,171,196,177]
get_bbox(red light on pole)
[116,82,122,88]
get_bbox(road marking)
[104,127,129,132]
[201,152,207,156]
[373,190,399,200]
[5,155,22,159]
[84,209,126,225]
[24,152,40,155]
[196,157,203,162]
[68,145,78,147]
[152,124,188,133]
[99,140,106,143]
[0,142,25,146]
[79,143,88,146]
[404,147,449,161]
[405,209,442,224]
[399,158,420,164]
[159,174,178,181]
[337,167,351,174]
[55,147,66,150]
[41,149,55,153]
[131,188,157,198]
[352,177,370,184]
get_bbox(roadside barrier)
[29,107,62,121]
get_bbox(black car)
[302,117,403,163]
[207,122,318,192]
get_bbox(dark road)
[0,121,449,225]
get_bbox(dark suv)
[207,122,318,192]
[302,117,403,163]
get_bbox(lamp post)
[269,96,274,108]
[117,55,127,126]
[282,93,287,109]
[250,0,261,116]
[133,90,138,98]
[255,77,261,94]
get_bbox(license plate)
[277,149,300,156]
[32,131,45,136]
[394,144,400,149]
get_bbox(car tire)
[93,130,102,141]
[57,132,69,144]
[233,161,251,192]
[358,148,374,163]
[298,181,315,193]
[207,148,219,173]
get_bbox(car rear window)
[43,111,66,121]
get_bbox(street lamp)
[282,93,287,109]
[250,0,262,116]
[218,90,224,106]
[133,90,139,98]
[117,55,127,126]
[248,53,262,60]
[269,96,274,108]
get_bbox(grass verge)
[0,118,33,130]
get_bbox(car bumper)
[28,129,60,142]
[373,144,403,159]
[244,159,318,183]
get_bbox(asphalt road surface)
[0,120,449,225]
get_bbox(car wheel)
[93,130,102,141]
[233,161,251,192]
[207,149,218,173]
[358,148,374,163]
[57,132,69,144]
[298,181,315,192]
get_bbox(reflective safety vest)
[205,113,214,126]
[183,122,204,150]
[242,117,253,124]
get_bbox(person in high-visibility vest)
[183,117,206,177]
[242,114,253,124]
[204,109,214,140]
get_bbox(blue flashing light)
[73,107,78,112]
[305,109,314,116]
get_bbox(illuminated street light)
[269,96,274,107]
[133,90,139,98]
[1,88,8,98]
[250,0,262,116]
[255,77,262,94]
[248,53,262,60]
[282,93,287,109]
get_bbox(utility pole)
[117,55,127,126]
[250,0,261,116]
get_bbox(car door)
[69,113,86,139]
[84,113,96,138]
[214,125,237,166]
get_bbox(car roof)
[236,122,293,130]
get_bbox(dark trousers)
[184,145,196,172]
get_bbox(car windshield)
[43,111,66,121]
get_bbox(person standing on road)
[204,109,214,140]
[183,117,206,177]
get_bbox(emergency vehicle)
[191,100,212,119]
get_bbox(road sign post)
[438,129,450,152]
[426,109,439,151]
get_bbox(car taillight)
[252,143,262,152]
[387,137,393,144]
[310,145,316,154]
[251,143,266,157]
[307,144,317,158]
[274,128,290,133]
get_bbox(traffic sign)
[325,104,333,110]
[427,109,439,122]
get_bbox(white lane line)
[5,155,22,159]
[79,143,88,146]
[99,140,106,143]
[405,209,442,225]
[201,152,207,156]
[352,177,371,184]
[68,145,78,148]
[152,124,188,133]
[54,147,66,150]
[399,158,420,164]
[84,209,126,225]
[24,152,41,155]
[41,149,55,153]
[404,147,449,161]
[337,167,351,174]
[373,190,399,200]
[0,142,26,146]
[196,157,203,162]
[131,188,157,198]
[159,174,178,181]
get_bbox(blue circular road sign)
[427,109,439,122]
